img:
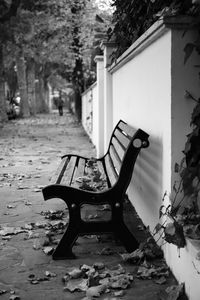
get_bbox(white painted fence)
[81,16,200,300]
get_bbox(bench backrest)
[102,120,149,193]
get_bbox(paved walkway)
[0,112,180,300]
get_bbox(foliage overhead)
[0,0,111,87]
[109,0,198,58]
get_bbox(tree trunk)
[73,86,82,121]
[44,83,50,112]
[35,76,48,113]
[27,58,36,116]
[16,52,30,117]
[0,45,8,123]
[71,0,84,121]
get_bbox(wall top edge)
[108,15,197,74]
[100,41,117,49]
[82,81,97,97]
[94,55,104,62]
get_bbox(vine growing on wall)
[154,96,200,248]
[154,21,200,247]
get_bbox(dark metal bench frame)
[42,120,149,259]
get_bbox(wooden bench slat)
[104,154,118,186]
[72,158,86,188]
[118,121,135,138]
[96,160,109,189]
[109,145,121,175]
[51,156,69,184]
[114,128,130,149]
[61,156,77,185]
[111,137,125,161]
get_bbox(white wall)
[92,81,99,150]
[82,82,97,142]
[81,57,104,158]
[111,30,172,229]
[94,56,104,158]
[108,19,200,300]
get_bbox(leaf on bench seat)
[73,159,107,191]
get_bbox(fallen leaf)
[45,271,57,277]
[7,205,16,209]
[93,262,105,270]
[9,295,20,300]
[43,246,54,255]
[33,188,41,192]
[87,214,99,220]
[99,247,115,255]
[67,268,83,279]
[106,274,133,290]
[23,224,34,230]
[2,236,12,240]
[0,290,7,295]
[165,283,185,300]
[86,284,107,298]
[0,227,26,236]
[137,262,169,280]
[99,204,110,211]
[35,221,48,228]
[17,185,29,190]
[80,264,94,272]
[155,276,167,285]
[33,240,42,250]
[120,249,144,263]
[114,290,125,297]
[41,210,64,220]
[34,175,41,178]
[64,279,88,292]
[24,201,32,206]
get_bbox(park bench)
[42,120,149,259]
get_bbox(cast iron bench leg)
[52,224,78,259]
[53,203,81,260]
[114,221,139,252]
[112,201,139,252]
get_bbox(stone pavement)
[0,111,181,300]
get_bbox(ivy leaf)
[183,139,191,155]
[165,283,185,300]
[184,43,195,64]
[159,205,165,218]
[191,104,200,126]
[164,221,186,248]
[173,181,177,193]
[95,14,104,23]
[174,163,179,173]
[170,206,180,217]
[192,176,200,189]
[154,223,163,234]
[165,222,176,236]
